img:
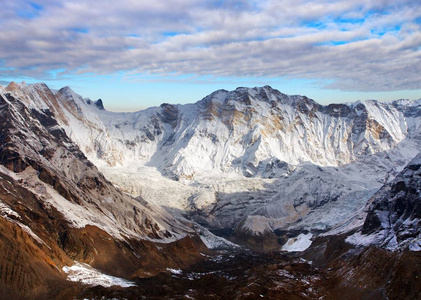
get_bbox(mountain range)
[0,82,420,299]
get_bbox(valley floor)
[45,238,421,300]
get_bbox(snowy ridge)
[8,82,418,178]
[2,82,421,244]
[282,233,313,252]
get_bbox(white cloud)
[0,0,420,91]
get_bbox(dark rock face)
[55,251,338,299]
[0,172,71,299]
[322,103,352,117]
[0,174,206,298]
[22,242,420,300]
[159,103,179,126]
[362,153,421,249]
[95,99,104,110]
[86,98,104,110]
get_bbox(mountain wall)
[2,82,421,250]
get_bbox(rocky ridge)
[346,153,421,251]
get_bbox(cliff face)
[360,153,421,250]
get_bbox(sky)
[0,0,420,111]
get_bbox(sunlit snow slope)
[3,82,420,250]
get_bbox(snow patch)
[0,200,50,248]
[0,201,20,219]
[345,231,384,247]
[62,262,136,287]
[197,226,239,249]
[167,268,183,275]
[282,233,313,252]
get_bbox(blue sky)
[1,0,420,111]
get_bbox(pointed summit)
[5,81,20,92]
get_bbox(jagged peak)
[160,102,177,108]
[58,85,74,94]
[94,99,104,110]
[6,81,21,91]
[86,98,105,110]
[5,82,55,99]
[392,98,421,107]
[29,82,49,89]
[198,89,229,105]
[234,86,249,92]
[57,86,85,104]
[198,86,289,107]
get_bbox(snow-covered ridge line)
[5,81,420,178]
[1,163,189,244]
